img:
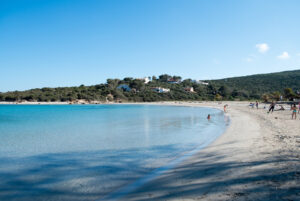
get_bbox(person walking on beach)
[224,104,228,113]
[256,101,259,109]
[291,104,297,119]
[298,102,300,114]
[268,101,276,113]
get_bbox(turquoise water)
[0,104,227,201]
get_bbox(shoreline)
[99,106,229,201]
[115,101,300,201]
[1,102,228,201]
[1,101,299,200]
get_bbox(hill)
[0,70,299,102]
[208,69,300,100]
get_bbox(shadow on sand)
[0,144,188,201]
[0,143,299,201]
[118,146,300,201]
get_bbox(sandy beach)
[2,1,300,200]
[0,101,299,200]
[114,101,300,201]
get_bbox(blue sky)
[1,0,300,92]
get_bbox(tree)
[182,79,193,87]
[283,88,295,100]
[123,77,133,82]
[262,94,269,102]
[208,84,217,95]
[129,79,145,91]
[5,95,17,101]
[215,94,222,101]
[272,91,281,101]
[107,79,120,89]
[111,89,126,100]
[218,85,230,98]
[158,74,172,82]
[172,76,182,82]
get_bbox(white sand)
[117,101,300,201]
[1,101,299,200]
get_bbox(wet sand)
[117,101,300,201]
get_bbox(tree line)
[1,70,300,102]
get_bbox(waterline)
[0,104,227,201]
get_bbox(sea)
[0,104,228,201]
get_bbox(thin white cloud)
[256,43,269,53]
[297,53,300,56]
[245,54,256,62]
[278,51,290,59]
[246,57,253,62]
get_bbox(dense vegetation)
[0,70,300,102]
[209,70,300,101]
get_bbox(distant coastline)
[0,100,146,105]
[1,70,300,104]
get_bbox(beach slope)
[119,102,300,201]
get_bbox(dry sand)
[1,101,299,200]
[117,101,300,201]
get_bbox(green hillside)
[0,70,299,102]
[208,69,300,98]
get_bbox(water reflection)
[0,105,227,201]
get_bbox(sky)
[1,0,300,92]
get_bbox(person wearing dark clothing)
[268,102,275,113]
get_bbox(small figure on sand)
[298,102,300,114]
[279,105,285,111]
[207,114,211,120]
[291,104,297,119]
[256,101,259,109]
[268,101,275,113]
[224,104,228,113]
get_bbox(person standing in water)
[291,104,297,119]
[256,101,259,109]
[207,114,211,120]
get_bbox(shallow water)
[0,104,227,201]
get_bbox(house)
[167,78,181,84]
[192,80,209,85]
[199,81,209,85]
[184,87,194,92]
[117,84,131,92]
[137,77,151,84]
[152,87,170,93]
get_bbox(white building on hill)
[184,87,194,92]
[192,80,209,85]
[137,77,151,84]
[152,87,170,93]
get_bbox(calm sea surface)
[0,104,228,201]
